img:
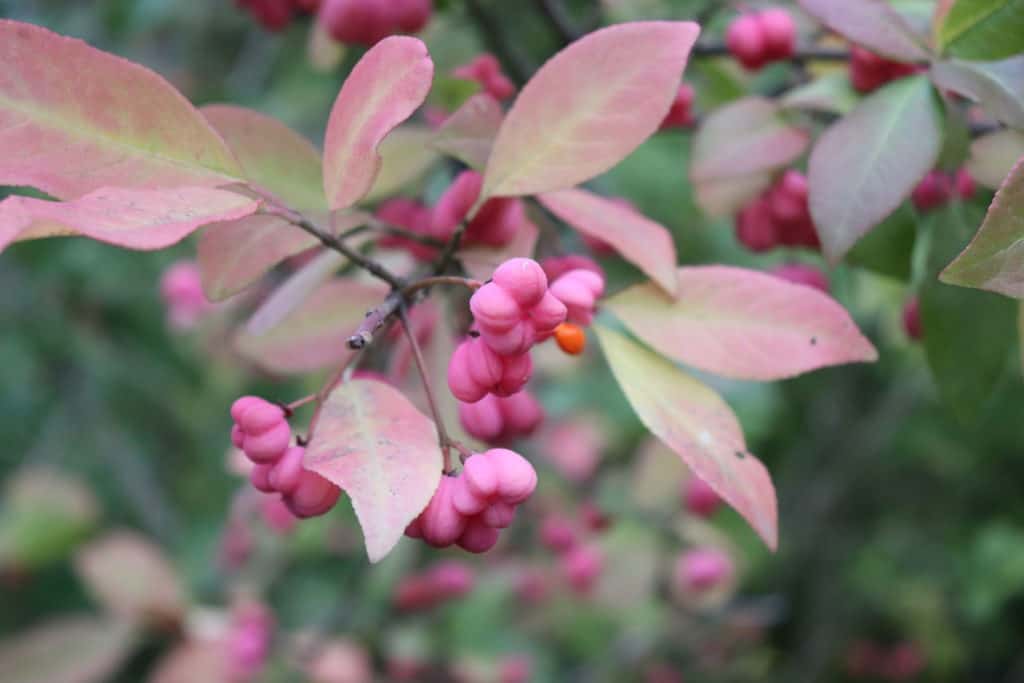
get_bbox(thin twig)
[367,218,446,248]
[432,218,471,274]
[399,305,459,472]
[347,290,408,349]
[691,43,850,61]
[401,275,483,299]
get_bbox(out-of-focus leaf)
[967,129,1024,189]
[941,158,1024,297]
[481,21,700,199]
[0,187,258,254]
[797,0,930,62]
[246,250,345,335]
[780,72,861,115]
[323,37,434,210]
[147,640,227,683]
[594,325,778,550]
[307,18,346,72]
[604,266,877,381]
[538,188,678,295]
[197,210,369,301]
[847,202,918,280]
[939,0,1024,61]
[925,206,1016,420]
[594,523,661,609]
[305,380,443,562]
[74,530,186,625]
[809,76,942,262]
[0,615,136,683]
[363,125,441,203]
[628,437,685,515]
[201,105,326,210]
[930,57,1024,129]
[694,172,774,218]
[433,94,504,170]
[0,20,241,200]
[235,278,387,374]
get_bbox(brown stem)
[368,218,446,248]
[401,276,483,299]
[347,290,407,350]
[432,218,471,274]
[399,305,456,472]
[691,42,850,61]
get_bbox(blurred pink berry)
[498,654,532,683]
[726,14,766,70]
[757,8,796,60]
[539,514,578,553]
[393,0,432,33]
[770,264,829,293]
[160,260,212,330]
[660,83,696,130]
[431,170,484,241]
[261,495,298,534]
[561,544,603,594]
[683,476,723,517]
[454,54,517,101]
[912,170,953,211]
[954,167,976,199]
[320,0,396,46]
[736,197,779,252]
[283,470,340,518]
[375,198,436,261]
[902,297,922,341]
[447,336,533,403]
[225,601,274,682]
[428,561,475,598]
[675,547,733,593]
[849,45,920,93]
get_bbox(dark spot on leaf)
[810,336,817,346]
[734,450,746,459]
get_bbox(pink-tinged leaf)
[968,129,1024,189]
[235,279,388,374]
[202,104,326,211]
[694,172,774,219]
[941,156,1024,297]
[930,57,1024,130]
[538,188,678,295]
[809,76,942,262]
[0,615,136,683]
[323,36,434,211]
[594,325,778,550]
[459,216,540,282]
[246,250,346,335]
[363,125,440,203]
[74,531,186,625]
[690,97,809,183]
[604,266,878,381]
[0,187,258,254]
[148,640,228,683]
[797,0,929,62]
[198,210,369,301]
[481,21,700,199]
[433,94,505,170]
[305,379,443,562]
[0,20,240,200]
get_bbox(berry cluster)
[726,8,796,70]
[674,546,733,594]
[160,260,213,331]
[320,0,432,46]
[659,83,697,130]
[393,560,474,610]
[236,0,319,32]
[448,336,534,403]
[453,54,517,101]
[406,449,538,553]
[911,168,975,212]
[230,397,340,518]
[849,46,919,93]
[735,170,820,252]
[458,391,544,443]
[770,263,830,293]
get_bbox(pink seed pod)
[492,257,549,308]
[682,476,723,518]
[459,394,505,441]
[675,547,733,593]
[494,352,533,397]
[770,264,829,293]
[849,46,918,93]
[242,422,292,464]
[284,471,340,518]
[375,198,436,262]
[160,261,206,309]
[412,476,467,548]
[757,8,796,61]
[541,254,604,283]
[478,321,535,358]
[452,448,537,516]
[660,83,696,130]
[261,494,298,534]
[498,391,544,438]
[465,197,524,247]
[726,14,766,70]
[912,170,953,211]
[431,170,484,242]
[268,445,306,495]
[448,337,499,403]
[902,297,922,341]
[481,501,518,528]
[225,601,274,682]
[539,514,578,553]
[428,561,475,598]
[456,516,501,553]
[528,292,569,339]
[561,544,603,594]
[954,167,976,199]
[735,197,779,252]
[454,54,516,101]
[231,424,246,449]
[320,0,396,46]
[393,0,432,33]
[250,464,275,494]
[393,574,437,611]
[470,283,522,333]
[768,170,809,224]
[490,448,538,503]
[550,269,605,326]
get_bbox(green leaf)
[923,206,1016,421]
[780,72,861,115]
[941,157,1024,297]
[939,0,1024,61]
[846,202,918,280]
[930,57,1024,130]
[808,76,943,262]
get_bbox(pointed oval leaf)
[305,379,443,562]
[481,21,700,199]
[433,94,505,170]
[148,640,228,683]
[939,0,1024,61]
[235,278,388,374]
[198,210,369,301]
[323,37,434,211]
[968,129,1024,189]
[202,105,326,211]
[941,157,1024,297]
[363,125,440,203]
[538,188,678,295]
[797,0,929,62]
[930,57,1024,130]
[595,325,778,550]
[809,76,943,262]
[605,266,878,380]
[690,97,810,183]
[0,20,240,200]
[780,72,861,115]
[246,250,346,335]
[74,531,186,625]
[0,616,136,683]
[0,187,258,254]
[694,171,774,218]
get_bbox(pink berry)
[268,445,306,495]
[549,269,604,326]
[757,8,796,60]
[454,54,516,101]
[428,561,475,597]
[250,464,275,493]
[284,470,340,518]
[683,476,722,517]
[430,170,483,242]
[660,83,696,130]
[394,575,436,610]
[902,297,922,341]
[770,264,829,293]
[726,14,766,70]
[481,501,517,528]
[393,0,432,33]
[735,197,779,252]
[470,283,523,332]
[465,197,524,247]
[492,258,549,307]
[561,544,603,594]
[912,170,953,211]
[456,516,501,553]
[320,0,396,46]
[498,391,544,438]
[490,448,538,503]
[243,422,292,464]
[376,198,436,261]
[528,292,569,339]
[237,400,286,436]
[412,476,467,547]
[539,514,578,553]
[498,655,532,683]
[954,167,976,199]
[459,394,505,441]
[495,352,533,396]
[675,547,733,593]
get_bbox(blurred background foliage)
[1,1,1023,682]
